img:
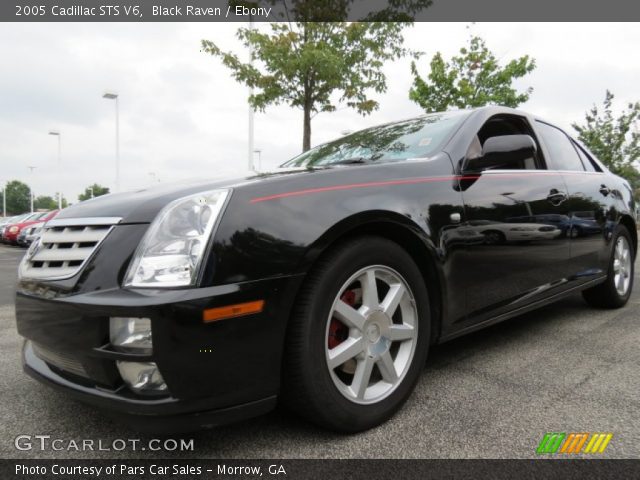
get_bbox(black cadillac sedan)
[16,106,636,433]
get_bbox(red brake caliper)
[328,290,355,349]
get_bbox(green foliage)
[572,90,640,194]
[33,195,68,210]
[5,180,30,215]
[409,35,536,113]
[202,21,416,150]
[78,184,110,202]
[34,196,57,210]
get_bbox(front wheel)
[282,236,430,432]
[582,225,635,308]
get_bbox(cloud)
[0,22,639,203]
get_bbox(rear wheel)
[282,236,430,432]
[582,225,634,308]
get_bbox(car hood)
[13,220,41,229]
[54,169,312,224]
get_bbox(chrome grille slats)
[40,226,110,244]
[31,246,96,262]
[19,217,122,281]
[23,266,79,280]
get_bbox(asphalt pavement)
[0,244,638,459]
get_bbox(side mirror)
[465,134,537,172]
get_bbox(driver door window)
[466,115,543,170]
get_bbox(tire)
[282,236,431,432]
[569,226,581,239]
[582,225,635,308]
[483,230,506,245]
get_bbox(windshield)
[281,111,469,168]
[11,214,30,223]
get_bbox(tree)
[34,195,68,210]
[5,180,30,215]
[202,22,416,151]
[78,184,110,202]
[572,90,640,194]
[409,35,536,113]
[34,196,57,210]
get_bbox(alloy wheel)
[324,265,418,405]
[613,236,632,296]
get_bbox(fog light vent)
[33,343,87,378]
[116,361,167,395]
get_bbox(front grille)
[33,343,88,379]
[19,217,121,280]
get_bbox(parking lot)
[0,243,638,459]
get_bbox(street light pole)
[253,149,262,172]
[103,92,120,191]
[501,192,533,217]
[27,166,36,213]
[48,130,62,209]
[2,180,6,218]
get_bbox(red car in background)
[3,211,59,245]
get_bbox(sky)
[1,22,639,204]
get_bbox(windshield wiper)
[329,153,385,166]
[331,157,369,165]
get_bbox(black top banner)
[2,0,640,22]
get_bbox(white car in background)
[464,219,562,244]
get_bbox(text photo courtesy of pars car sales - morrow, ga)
[1,1,640,479]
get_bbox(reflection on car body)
[508,212,602,239]
[460,219,561,244]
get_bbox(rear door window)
[536,122,585,171]
[572,141,601,172]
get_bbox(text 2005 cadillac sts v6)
[16,107,636,433]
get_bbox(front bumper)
[16,274,304,431]
[23,341,277,433]
[5,231,19,244]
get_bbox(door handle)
[599,184,611,196]
[546,189,567,205]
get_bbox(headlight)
[125,189,230,287]
[9,226,19,233]
[110,317,152,354]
